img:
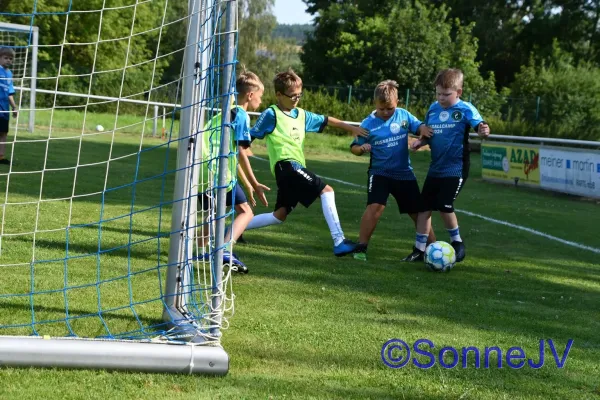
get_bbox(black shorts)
[367,174,423,214]
[198,183,247,211]
[421,176,466,213]
[274,161,326,214]
[0,117,8,133]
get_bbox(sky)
[273,0,313,25]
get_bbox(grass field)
[1,122,599,400]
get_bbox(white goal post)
[0,0,239,375]
[0,21,38,132]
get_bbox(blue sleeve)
[250,108,276,139]
[233,110,250,142]
[405,110,423,133]
[465,103,483,129]
[304,110,327,133]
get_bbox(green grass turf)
[0,122,599,399]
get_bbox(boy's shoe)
[451,241,466,262]
[195,250,247,273]
[222,250,249,274]
[402,247,424,262]
[333,239,358,257]
[237,234,248,244]
[0,158,10,165]
[353,252,367,261]
[352,243,368,261]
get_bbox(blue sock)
[448,226,461,242]
[415,233,428,251]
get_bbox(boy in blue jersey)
[0,47,18,166]
[245,68,368,257]
[350,80,435,261]
[198,69,270,273]
[404,69,490,262]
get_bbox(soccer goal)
[0,0,239,375]
[0,21,38,132]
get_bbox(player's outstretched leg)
[320,186,357,256]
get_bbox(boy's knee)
[237,203,253,216]
[366,203,385,217]
[273,207,287,222]
[321,185,334,194]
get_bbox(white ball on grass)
[96,124,105,132]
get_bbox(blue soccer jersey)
[232,107,252,145]
[351,108,423,180]
[424,100,484,177]
[0,66,15,120]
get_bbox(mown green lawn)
[0,123,599,400]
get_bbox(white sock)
[415,233,428,252]
[447,226,462,242]
[320,191,345,246]
[245,212,283,230]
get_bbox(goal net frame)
[0,0,238,375]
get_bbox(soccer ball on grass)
[424,241,456,272]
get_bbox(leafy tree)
[511,41,600,140]
[301,1,497,100]
[237,0,303,85]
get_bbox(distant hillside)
[273,23,314,45]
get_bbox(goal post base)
[0,336,229,375]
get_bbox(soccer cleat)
[0,158,10,165]
[402,247,424,262]
[451,241,466,262]
[194,250,247,273]
[237,234,248,244]
[333,239,358,257]
[222,250,249,273]
[352,243,368,261]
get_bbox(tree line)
[1,0,599,139]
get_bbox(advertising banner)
[539,148,600,198]
[481,143,540,186]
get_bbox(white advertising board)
[539,148,600,198]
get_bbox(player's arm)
[7,76,17,117]
[304,111,368,138]
[351,143,371,156]
[236,111,270,206]
[238,145,270,207]
[466,104,490,138]
[409,109,433,151]
[475,121,490,137]
[350,121,370,155]
[249,108,275,140]
[327,117,369,138]
[236,159,256,207]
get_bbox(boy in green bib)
[199,69,269,272]
[246,69,368,257]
